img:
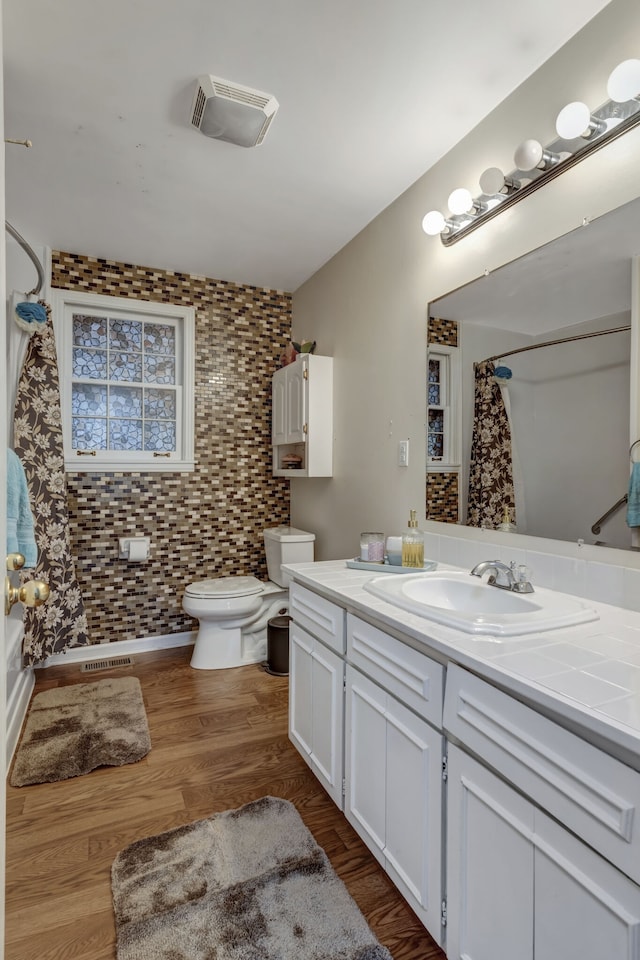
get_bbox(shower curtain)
[13,302,89,665]
[467,360,515,529]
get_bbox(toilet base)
[186,586,288,670]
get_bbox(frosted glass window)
[72,347,108,379]
[72,383,107,417]
[59,292,194,472]
[144,420,176,451]
[109,419,143,450]
[427,346,459,468]
[72,417,107,450]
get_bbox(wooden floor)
[5,646,446,960]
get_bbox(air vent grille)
[211,80,271,109]
[80,656,134,673]
[192,86,206,128]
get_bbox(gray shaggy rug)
[111,796,393,960]
[11,677,151,787]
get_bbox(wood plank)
[6,645,445,960]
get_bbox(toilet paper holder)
[118,536,151,561]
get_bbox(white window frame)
[53,289,195,472]
[427,343,461,471]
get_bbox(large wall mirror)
[428,195,640,551]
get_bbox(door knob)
[5,554,50,615]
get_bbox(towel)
[6,448,38,567]
[627,462,640,528]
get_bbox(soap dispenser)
[498,505,516,532]
[402,509,424,568]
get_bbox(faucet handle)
[513,564,534,593]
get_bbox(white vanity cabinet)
[345,614,445,945]
[272,353,333,476]
[288,582,345,808]
[444,664,640,960]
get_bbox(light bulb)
[513,139,543,171]
[422,210,446,236]
[447,188,473,216]
[607,59,640,103]
[555,101,591,139]
[479,167,506,195]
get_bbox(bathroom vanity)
[286,560,640,959]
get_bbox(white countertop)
[284,559,640,771]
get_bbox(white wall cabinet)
[345,664,444,943]
[446,743,640,960]
[272,354,333,476]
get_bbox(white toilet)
[182,526,315,670]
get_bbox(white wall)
[292,0,640,568]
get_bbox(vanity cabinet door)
[534,812,640,960]
[345,664,444,945]
[289,622,344,809]
[447,743,535,960]
[447,742,640,960]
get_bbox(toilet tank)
[263,526,315,588]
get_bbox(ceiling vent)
[190,75,279,148]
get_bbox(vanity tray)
[346,558,438,574]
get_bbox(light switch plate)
[398,440,409,467]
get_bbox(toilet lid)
[185,576,264,599]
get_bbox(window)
[427,345,460,469]
[53,290,195,472]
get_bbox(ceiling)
[4,0,612,292]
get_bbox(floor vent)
[80,656,134,673]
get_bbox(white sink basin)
[363,570,599,636]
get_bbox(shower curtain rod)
[481,324,631,365]
[5,220,44,296]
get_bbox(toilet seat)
[184,575,264,600]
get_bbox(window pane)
[428,359,441,382]
[144,420,176,451]
[144,388,176,419]
[144,323,175,356]
[72,313,107,348]
[72,383,107,417]
[428,383,440,405]
[109,352,143,382]
[428,409,444,433]
[428,433,444,458]
[72,417,107,450]
[109,386,143,419]
[144,355,175,385]
[73,347,108,379]
[109,318,142,352]
[109,419,142,450]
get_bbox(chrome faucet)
[470,559,534,594]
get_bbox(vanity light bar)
[423,59,640,247]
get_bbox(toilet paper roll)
[128,540,149,562]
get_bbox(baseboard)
[41,630,196,668]
[6,667,35,770]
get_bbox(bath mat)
[11,676,151,787]
[111,796,393,960]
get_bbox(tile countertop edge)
[283,559,640,772]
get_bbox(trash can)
[266,615,291,676]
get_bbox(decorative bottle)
[401,509,424,568]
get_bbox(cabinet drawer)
[347,614,444,729]
[444,663,640,884]
[289,582,345,654]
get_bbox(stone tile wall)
[52,252,291,644]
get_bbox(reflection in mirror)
[427,196,640,550]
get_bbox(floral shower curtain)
[467,360,515,529]
[13,303,89,665]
